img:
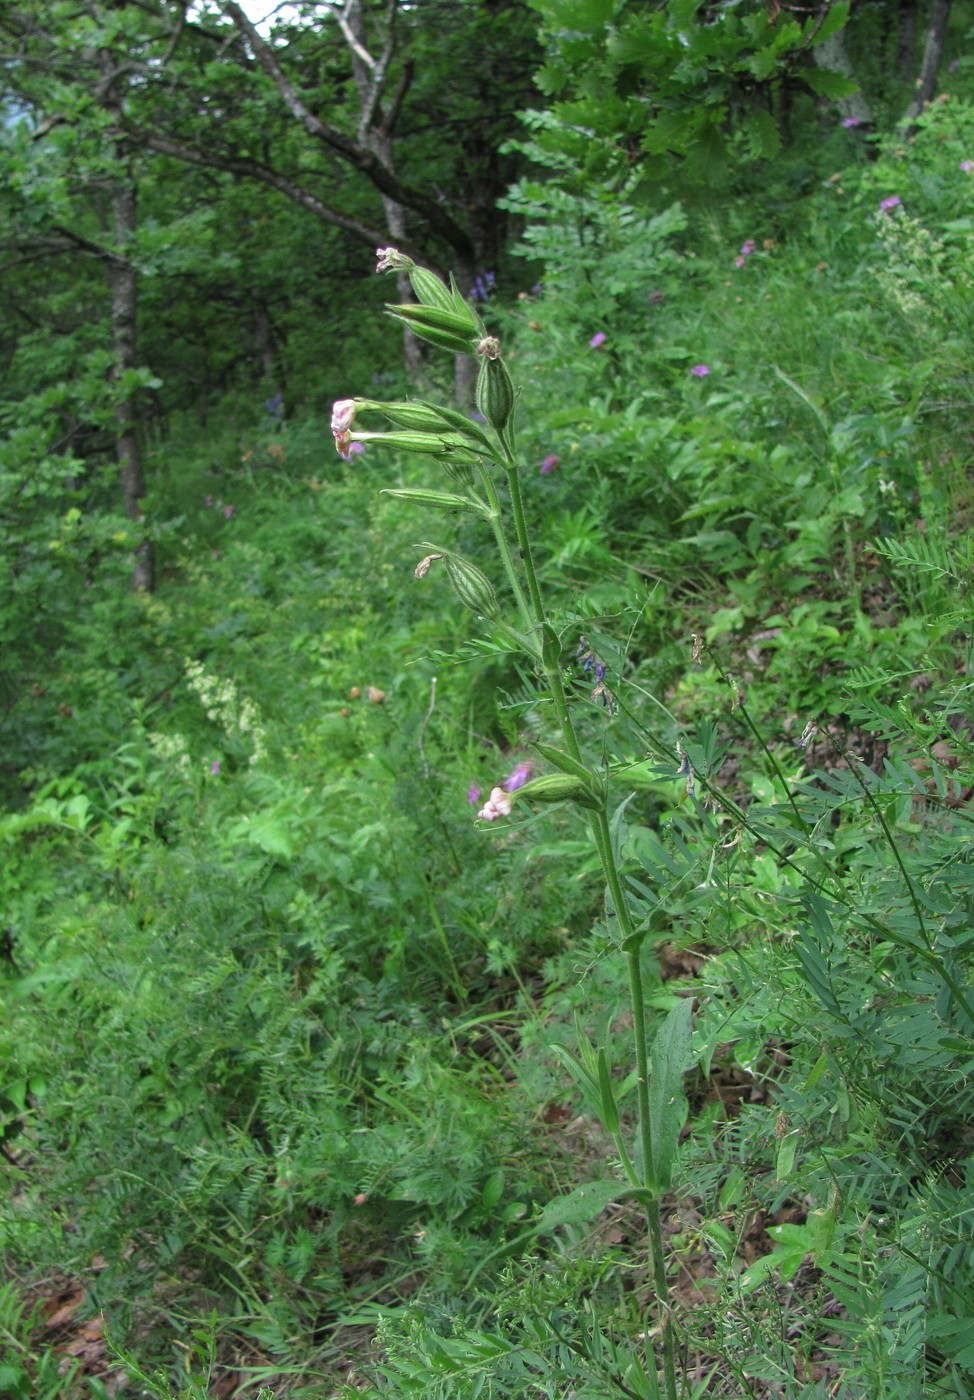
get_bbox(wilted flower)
[503,762,534,793]
[331,398,357,455]
[376,247,412,272]
[590,332,607,349]
[539,454,561,475]
[467,782,481,805]
[690,364,710,377]
[477,786,513,822]
[879,195,902,213]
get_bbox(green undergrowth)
[3,98,974,1399]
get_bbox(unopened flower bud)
[443,554,499,618]
[409,266,457,313]
[475,353,516,445]
[519,774,605,810]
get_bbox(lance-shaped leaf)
[647,998,694,1192]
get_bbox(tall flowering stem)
[501,449,678,1400]
[342,249,681,1400]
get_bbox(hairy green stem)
[477,462,534,632]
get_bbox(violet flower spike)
[503,762,533,793]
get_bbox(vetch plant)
[332,248,695,1399]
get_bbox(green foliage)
[3,20,974,1399]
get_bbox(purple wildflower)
[470,411,487,423]
[345,441,365,457]
[211,760,221,776]
[879,196,902,213]
[949,59,960,74]
[842,117,862,129]
[264,392,283,416]
[205,495,214,506]
[503,762,534,793]
[590,332,607,349]
[961,161,974,172]
[223,504,234,518]
[735,256,746,269]
[741,239,755,256]
[690,364,710,378]
[467,782,481,805]
[470,272,496,304]
[539,454,561,475]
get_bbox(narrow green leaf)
[648,998,693,1191]
[597,1048,620,1135]
[538,1179,620,1232]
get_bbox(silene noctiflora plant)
[332,248,695,1400]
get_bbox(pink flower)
[539,454,561,475]
[589,332,607,349]
[223,504,234,518]
[961,161,974,172]
[205,495,214,506]
[842,117,862,129]
[735,256,746,269]
[477,786,513,822]
[331,398,357,456]
[690,364,710,378]
[879,196,902,213]
[467,782,481,805]
[211,760,220,775]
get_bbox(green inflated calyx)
[475,342,516,455]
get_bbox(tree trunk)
[109,166,153,592]
[903,0,952,130]
[897,0,918,84]
[340,0,424,377]
[814,31,875,127]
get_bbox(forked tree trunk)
[903,0,952,131]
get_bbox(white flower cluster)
[147,730,192,779]
[185,658,268,766]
